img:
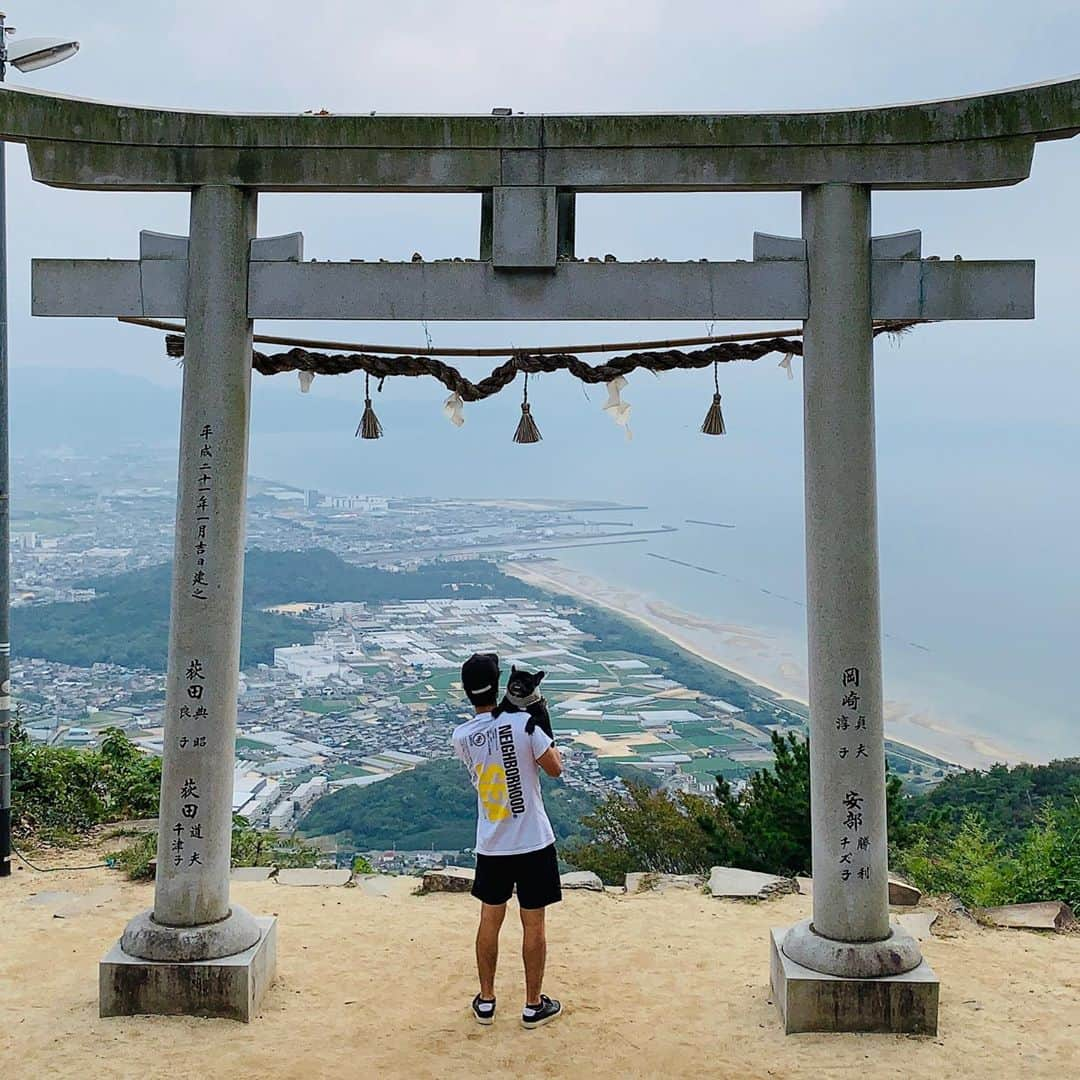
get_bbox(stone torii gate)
[5,77,1078,1030]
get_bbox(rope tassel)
[701,362,726,436]
[513,371,542,444]
[356,373,384,439]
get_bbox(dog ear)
[511,664,518,674]
[536,670,546,683]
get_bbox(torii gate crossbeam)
[6,76,1079,1032]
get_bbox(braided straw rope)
[161,322,917,403]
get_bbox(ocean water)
[248,347,1078,767]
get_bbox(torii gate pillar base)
[99,916,277,1023]
[770,926,939,1035]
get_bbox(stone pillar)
[120,185,261,962]
[780,184,921,980]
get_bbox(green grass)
[84,711,128,728]
[236,737,275,753]
[299,697,354,714]
[679,756,753,779]
[328,764,374,780]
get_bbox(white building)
[273,644,347,684]
[268,800,294,831]
[291,776,329,812]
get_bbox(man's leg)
[520,905,547,1006]
[476,902,506,999]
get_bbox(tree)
[733,732,812,875]
[566,732,906,883]
[1009,798,1080,911]
[563,781,738,884]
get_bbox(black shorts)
[472,843,562,910]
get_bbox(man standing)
[452,652,564,1029]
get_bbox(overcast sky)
[5,1,1079,507]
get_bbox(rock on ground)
[888,877,922,906]
[276,869,352,887]
[625,872,705,895]
[707,866,797,901]
[561,871,604,891]
[977,902,1078,931]
[893,910,938,941]
[420,866,475,893]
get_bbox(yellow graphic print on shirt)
[475,763,511,822]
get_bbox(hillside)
[11,551,516,671]
[299,757,594,852]
[902,758,1080,847]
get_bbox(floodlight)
[8,36,79,73]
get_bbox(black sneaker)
[471,994,496,1026]
[521,995,562,1029]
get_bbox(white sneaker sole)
[474,1014,495,1026]
[521,1010,562,1030]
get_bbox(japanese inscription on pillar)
[169,654,208,870]
[835,665,873,884]
[167,420,216,872]
[191,424,214,601]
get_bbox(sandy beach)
[505,560,1023,769]
[3,848,1078,1079]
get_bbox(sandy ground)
[3,850,1078,1080]
[506,561,1021,769]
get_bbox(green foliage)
[898,814,1016,907]
[902,759,1080,849]
[299,758,594,852]
[563,781,737,882]
[1000,799,1080,912]
[567,733,907,883]
[97,728,163,820]
[894,758,1080,908]
[239,550,511,609]
[352,854,374,875]
[12,551,524,671]
[111,832,157,881]
[231,815,322,869]
[11,727,160,841]
[735,732,812,875]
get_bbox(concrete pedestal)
[770,927,938,1035]
[100,916,276,1023]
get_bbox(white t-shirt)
[452,712,556,856]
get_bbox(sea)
[247,362,1078,769]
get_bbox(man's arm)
[536,744,562,778]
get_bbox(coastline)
[504,559,1020,770]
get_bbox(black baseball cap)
[461,652,500,706]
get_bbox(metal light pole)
[0,12,79,878]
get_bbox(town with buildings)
[10,447,954,868]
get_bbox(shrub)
[11,726,160,842]
[898,813,1016,907]
[111,832,157,881]
[563,781,738,884]
[1009,799,1080,912]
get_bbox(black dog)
[493,665,553,741]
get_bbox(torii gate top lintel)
[2,76,1078,192]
